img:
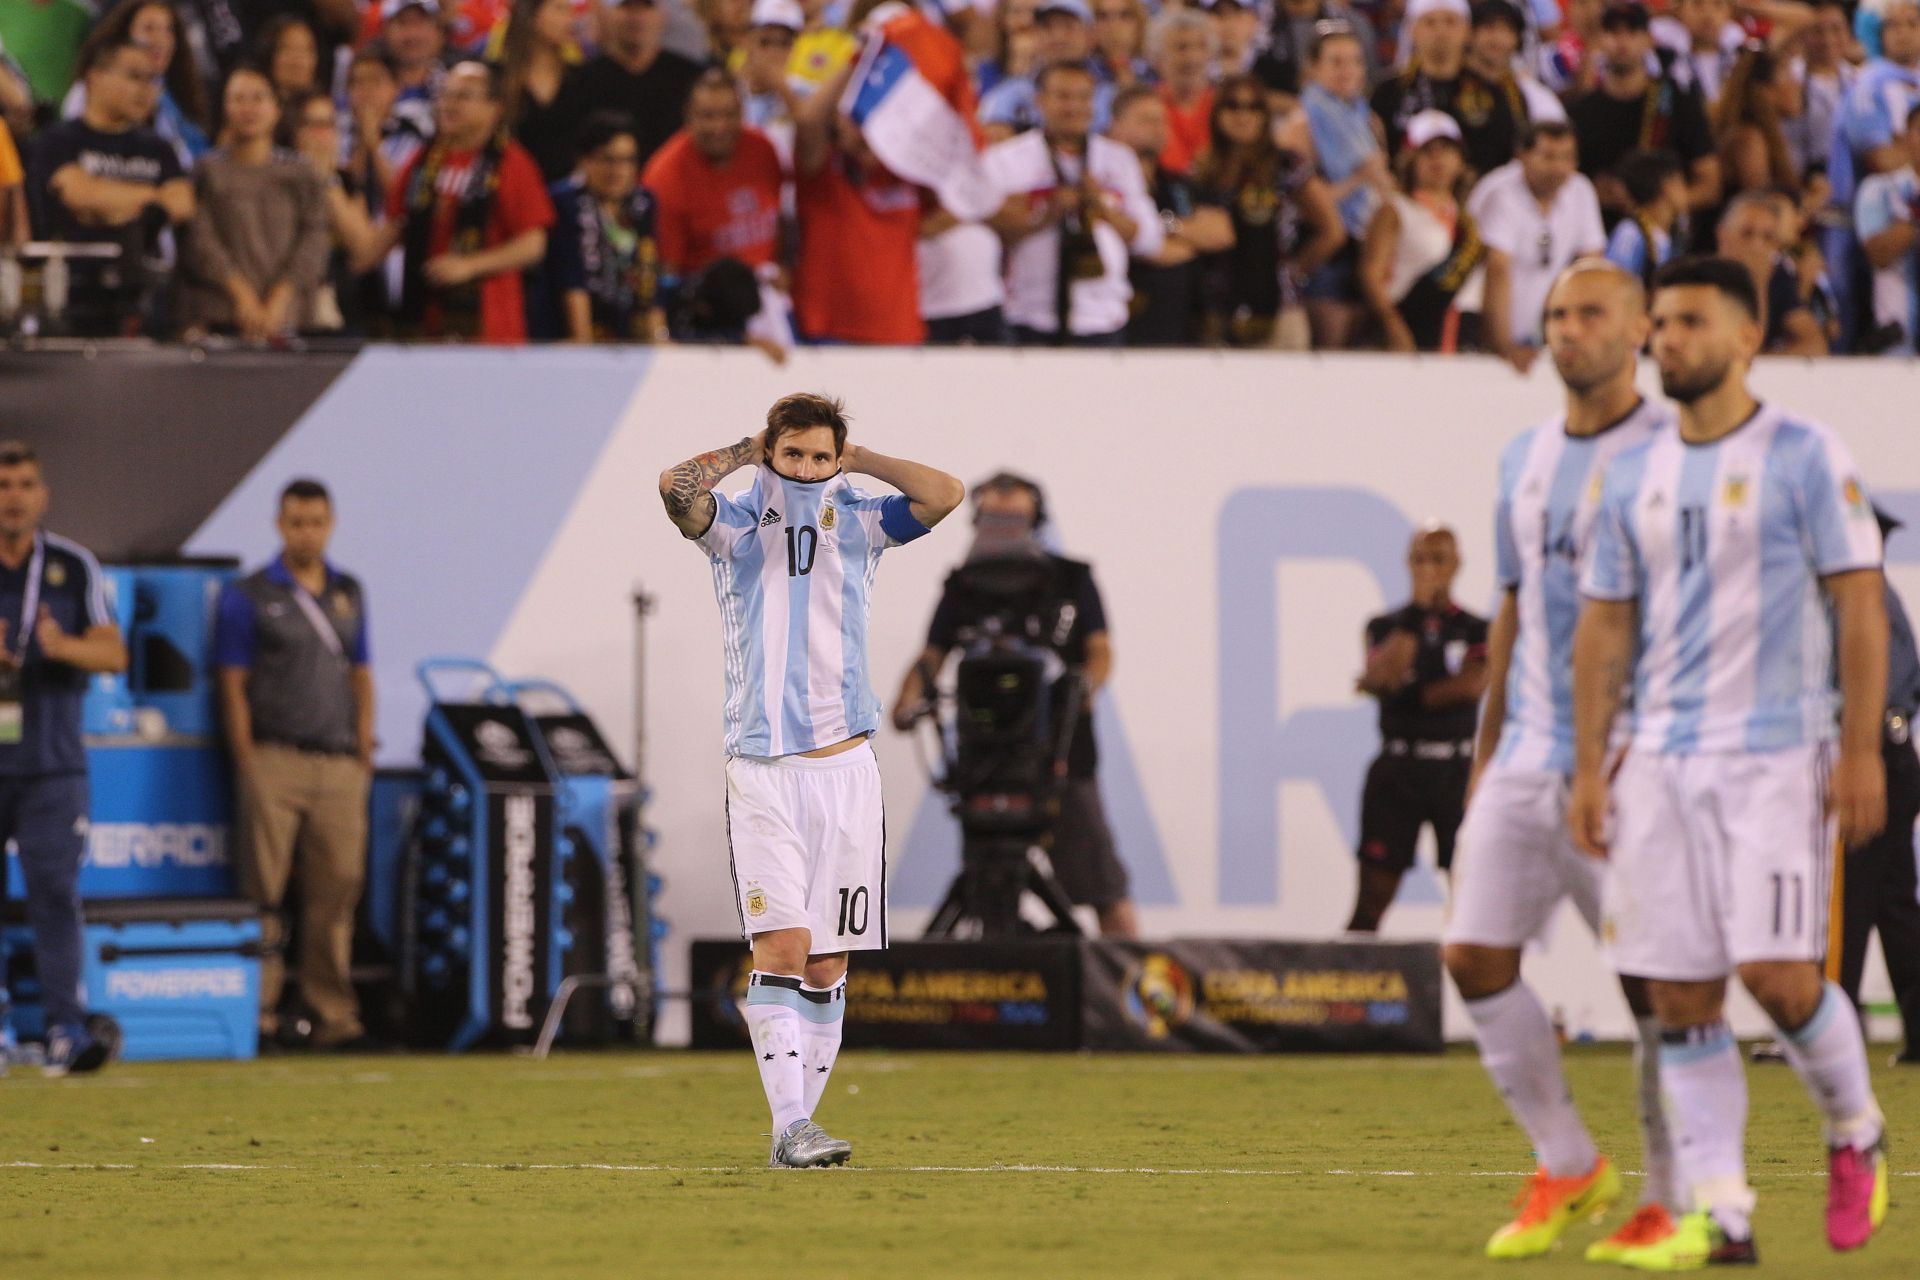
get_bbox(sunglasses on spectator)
[1221,98,1263,111]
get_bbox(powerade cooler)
[400,660,654,1051]
[3,559,260,1062]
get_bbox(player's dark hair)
[1035,58,1098,93]
[1653,255,1761,321]
[576,110,639,160]
[0,441,39,468]
[764,394,850,457]
[280,477,333,507]
[971,472,1049,529]
[1616,148,1683,206]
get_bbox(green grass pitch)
[2,1046,1915,1278]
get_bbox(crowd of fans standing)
[0,0,1917,353]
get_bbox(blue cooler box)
[5,900,261,1061]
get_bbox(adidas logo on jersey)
[760,507,781,527]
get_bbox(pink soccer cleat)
[1826,1137,1890,1252]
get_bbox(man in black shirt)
[890,473,1138,937]
[1567,1,1720,218]
[1106,85,1233,345]
[24,36,193,242]
[1345,525,1489,932]
[551,0,705,171]
[1372,0,1521,177]
[1837,508,1920,1065]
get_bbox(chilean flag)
[840,3,1000,221]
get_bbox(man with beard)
[1443,260,1681,1261]
[1571,255,1892,1267]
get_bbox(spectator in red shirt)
[643,68,783,279]
[791,67,924,344]
[1151,7,1216,174]
[358,61,555,343]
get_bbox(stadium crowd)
[0,0,1917,351]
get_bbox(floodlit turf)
[1,1046,1914,1279]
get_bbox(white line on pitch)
[7,1160,1917,1180]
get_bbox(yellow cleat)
[1485,1156,1622,1259]
[1586,1203,1678,1265]
[1611,1209,1757,1271]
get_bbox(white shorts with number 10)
[1604,744,1833,982]
[724,740,888,952]
[1444,763,1604,949]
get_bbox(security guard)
[1346,524,1489,932]
[0,441,128,1074]
[213,478,375,1050]
[1836,507,1920,1064]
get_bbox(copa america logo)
[1122,952,1195,1039]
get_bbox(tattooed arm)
[658,436,760,540]
[1567,596,1637,857]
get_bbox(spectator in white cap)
[1359,108,1490,351]
[739,0,804,132]
[979,0,1118,141]
[1372,0,1525,177]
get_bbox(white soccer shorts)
[724,740,888,952]
[1604,743,1835,981]
[1443,763,1604,950]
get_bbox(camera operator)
[890,472,1139,938]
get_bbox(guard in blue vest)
[0,441,129,1075]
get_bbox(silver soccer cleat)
[768,1118,853,1169]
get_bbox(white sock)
[799,977,847,1117]
[1659,1021,1755,1239]
[1464,982,1599,1178]
[1634,1015,1681,1210]
[1778,982,1883,1150]
[743,971,809,1134]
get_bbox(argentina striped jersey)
[1493,399,1670,772]
[1582,404,1883,754]
[697,467,930,757]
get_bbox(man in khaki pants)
[213,479,375,1050]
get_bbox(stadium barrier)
[689,937,1442,1053]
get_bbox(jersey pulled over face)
[697,467,930,757]
[1583,403,1883,755]
[1494,398,1670,772]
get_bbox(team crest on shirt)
[1587,473,1604,501]
[820,503,836,531]
[1843,476,1869,517]
[46,560,66,588]
[331,591,355,619]
[745,886,768,917]
[1723,476,1748,507]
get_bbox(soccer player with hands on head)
[660,394,962,1169]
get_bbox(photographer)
[889,473,1138,938]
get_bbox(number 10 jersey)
[696,467,930,758]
